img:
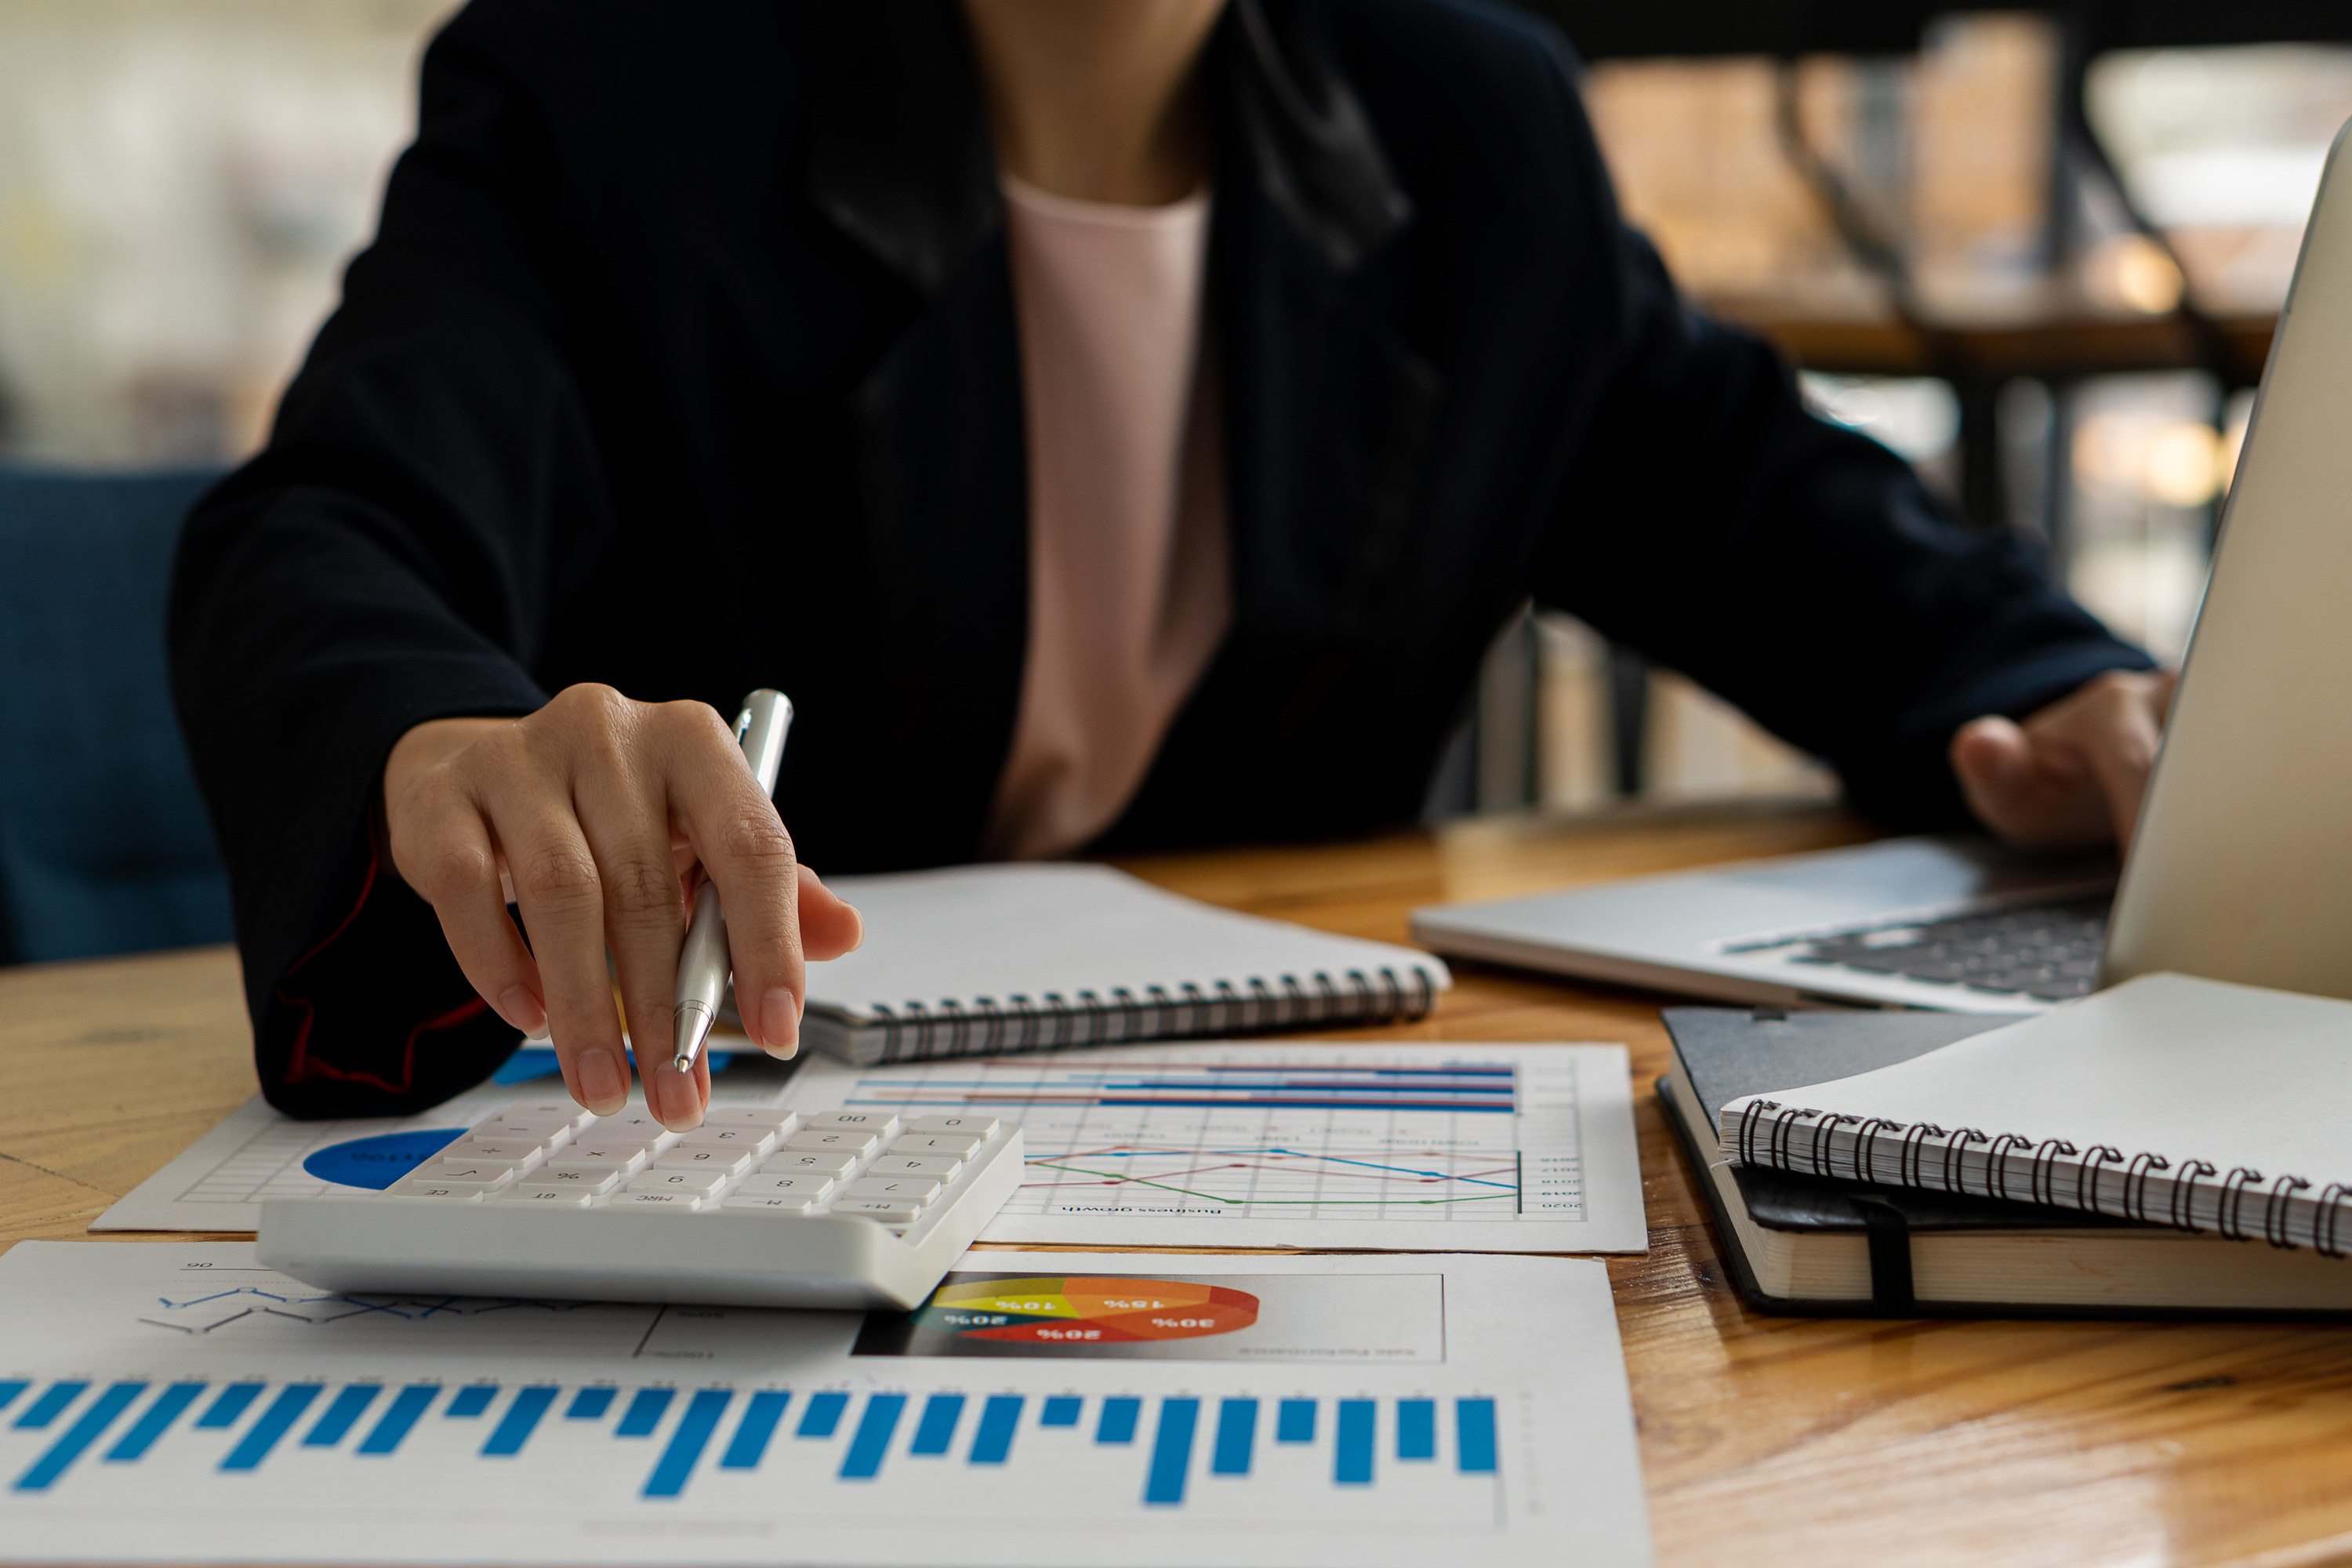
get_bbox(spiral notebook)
[1719,973,2352,1257]
[800,863,1451,1064]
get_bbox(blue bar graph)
[644,1390,732,1498]
[107,1382,204,1461]
[0,1383,24,1414]
[1097,1397,1141,1445]
[221,1385,321,1472]
[1397,1399,1436,1461]
[304,1385,380,1447]
[969,1396,1022,1465]
[909,1395,964,1456]
[16,1382,87,1430]
[445,1385,497,1419]
[1040,1396,1082,1428]
[1277,1399,1316,1443]
[616,1388,672,1437]
[357,1386,437,1456]
[1456,1399,1497,1474]
[484,1387,557,1457]
[1212,1399,1256,1475]
[198,1383,263,1429]
[14,1381,145,1492]
[798,1392,848,1439]
[721,1392,791,1469]
[840,1395,905,1480]
[1144,1399,1199,1506]
[1335,1400,1374,1486]
[566,1388,616,1421]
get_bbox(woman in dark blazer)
[170,0,2165,1127]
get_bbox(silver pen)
[673,688,793,1073]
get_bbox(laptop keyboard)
[1777,898,2110,1002]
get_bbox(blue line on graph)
[1398,1399,1436,1460]
[644,1390,732,1498]
[909,1394,964,1455]
[1335,1400,1374,1486]
[107,1382,203,1461]
[1040,1396,1082,1428]
[222,1385,321,1472]
[566,1387,615,1421]
[797,1392,848,1438]
[15,1382,86,1430]
[616,1388,672,1436]
[839,1395,905,1480]
[1277,1399,1316,1443]
[357,1386,436,1455]
[196,1383,263,1429]
[485,1387,557,1456]
[445,1385,497,1418]
[303,1385,380,1447]
[1144,1399,1199,1506]
[1456,1399,1497,1474]
[1211,1399,1256,1475]
[722,1392,791,1469]
[0,1383,26,1414]
[969,1396,1022,1465]
[1097,1397,1141,1445]
[14,1382,145,1492]
[157,1289,289,1309]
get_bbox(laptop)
[1411,121,2352,1016]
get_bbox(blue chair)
[0,466,235,964]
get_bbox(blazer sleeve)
[1531,212,2154,829]
[169,0,608,1116]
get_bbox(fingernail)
[659,1084,704,1133]
[761,989,800,1060]
[575,1046,627,1113]
[499,985,546,1036]
[844,903,866,953]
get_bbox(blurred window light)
[2071,410,2227,506]
[2078,232,2184,316]
[1799,372,1961,463]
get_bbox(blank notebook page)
[1722,972,2352,1180]
[808,863,1450,1020]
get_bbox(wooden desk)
[7,798,2351,1568]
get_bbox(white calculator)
[256,1102,1023,1311]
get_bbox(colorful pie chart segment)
[918,1276,1259,1344]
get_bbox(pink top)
[982,176,1232,861]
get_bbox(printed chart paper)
[0,1243,1651,1568]
[96,1043,1645,1253]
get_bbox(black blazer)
[171,0,2148,1116]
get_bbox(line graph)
[136,1287,644,1337]
[1025,1145,1522,1211]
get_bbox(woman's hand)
[380,684,863,1128]
[1951,670,2178,855]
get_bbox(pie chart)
[918,1276,1259,1345]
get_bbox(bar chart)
[3,1374,1504,1512]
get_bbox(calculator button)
[630,1168,730,1194]
[546,1145,650,1175]
[844,1176,942,1203]
[505,1101,598,1131]
[445,1140,546,1168]
[799,1111,903,1138]
[494,1185,595,1207]
[785,1129,880,1157]
[909,1113,1000,1136]
[383,1181,486,1203]
[720,1193,822,1214]
[833,1197,922,1225]
[481,1116,573,1144]
[868,1155,962,1179]
[887,1134,981,1161]
[738,1173,836,1200]
[654,1146,753,1176]
[677,1126,779,1156]
[603,1191,707,1212]
[432,1163,521,1189]
[586,1112,677,1145]
[764,1150,861,1177]
[703,1108,802,1133]
[528,1167,619,1193]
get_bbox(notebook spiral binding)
[1730,1098,2352,1258]
[860,965,1439,1063]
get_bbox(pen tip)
[673,1006,714,1074]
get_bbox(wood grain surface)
[5,798,2351,1567]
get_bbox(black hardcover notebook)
[1660,1007,2352,1320]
